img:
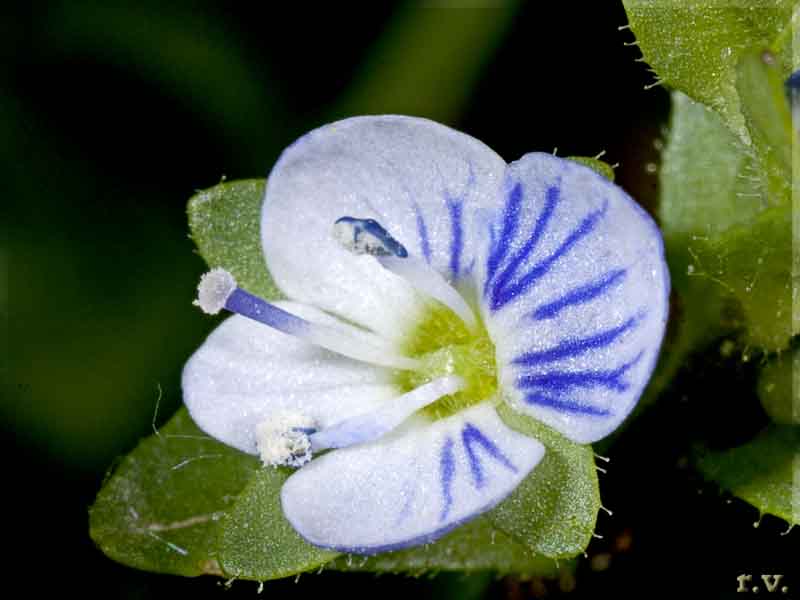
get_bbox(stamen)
[333,217,477,329]
[195,268,419,370]
[310,375,464,451]
[256,411,317,467]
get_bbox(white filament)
[379,256,477,330]
[310,375,464,451]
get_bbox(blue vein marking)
[413,202,432,263]
[490,184,560,304]
[439,437,455,522]
[512,315,639,367]
[532,268,627,320]
[446,195,464,278]
[461,423,517,490]
[484,182,523,296]
[524,393,611,416]
[517,351,644,393]
[491,200,609,311]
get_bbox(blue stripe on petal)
[446,196,464,278]
[490,184,560,302]
[439,436,455,522]
[524,393,612,416]
[512,314,639,367]
[491,200,609,311]
[517,351,644,393]
[413,202,432,263]
[484,182,523,296]
[461,423,517,490]
[532,268,627,320]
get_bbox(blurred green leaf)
[622,0,795,142]
[187,179,284,300]
[491,405,600,560]
[660,92,793,351]
[219,468,339,580]
[758,348,799,425]
[697,426,799,525]
[334,1,520,123]
[566,156,615,181]
[331,516,558,577]
[90,408,258,577]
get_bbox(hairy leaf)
[491,404,600,559]
[758,348,799,425]
[187,179,283,300]
[90,408,258,577]
[219,468,339,580]
[660,92,793,351]
[697,426,799,525]
[622,0,794,142]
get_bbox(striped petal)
[261,116,506,340]
[182,304,397,455]
[476,153,669,444]
[280,404,543,554]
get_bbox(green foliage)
[187,179,284,300]
[623,0,798,527]
[90,409,258,577]
[219,468,339,580]
[697,426,799,526]
[658,67,793,354]
[622,0,795,142]
[758,348,799,425]
[492,405,600,560]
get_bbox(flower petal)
[262,116,506,339]
[280,404,544,554]
[182,305,398,455]
[477,153,669,444]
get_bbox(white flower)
[182,116,669,554]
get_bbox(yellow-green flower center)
[394,300,498,419]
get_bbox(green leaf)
[219,468,339,580]
[660,91,793,351]
[566,156,615,181]
[90,408,258,577]
[697,426,799,525]
[622,0,795,142]
[758,348,799,425]
[330,516,559,577]
[187,179,283,300]
[490,404,600,559]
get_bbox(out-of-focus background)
[4,1,794,598]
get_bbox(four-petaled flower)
[183,116,669,554]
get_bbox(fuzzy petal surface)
[280,404,544,554]
[477,153,669,443]
[262,115,507,339]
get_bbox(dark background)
[4,1,795,598]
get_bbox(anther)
[256,411,318,467]
[333,217,477,329]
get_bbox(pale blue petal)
[262,116,506,339]
[475,153,669,444]
[280,404,544,554]
[182,306,397,455]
